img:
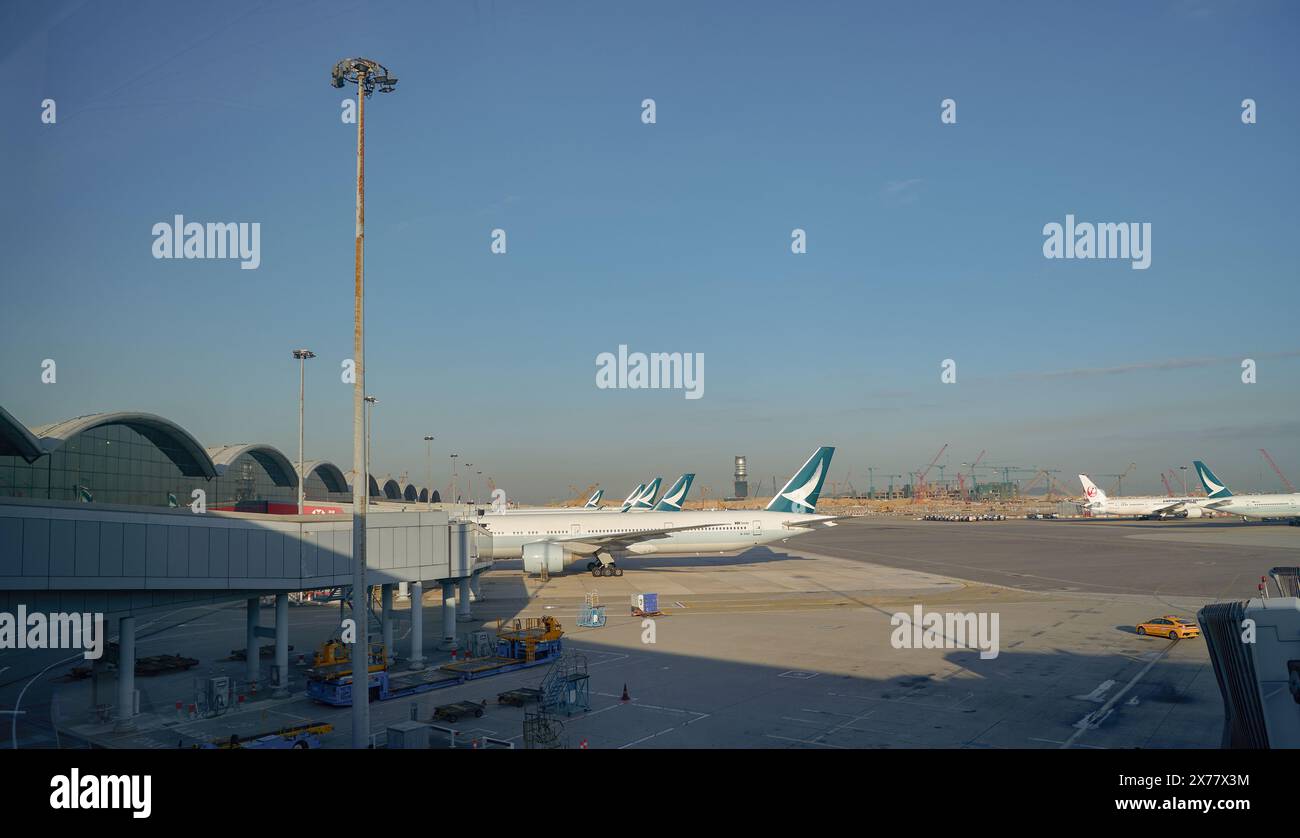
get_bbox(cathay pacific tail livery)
[474,446,839,576]
[650,473,695,511]
[1193,460,1300,520]
[627,477,662,511]
[619,483,645,512]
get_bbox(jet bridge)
[1199,567,1300,748]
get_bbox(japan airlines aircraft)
[474,447,839,576]
[1193,461,1300,520]
[1078,474,1205,518]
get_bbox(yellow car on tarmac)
[1136,615,1200,640]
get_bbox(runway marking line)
[1061,639,1176,749]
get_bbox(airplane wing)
[548,521,729,554]
[780,513,859,528]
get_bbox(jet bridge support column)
[408,581,425,669]
[381,584,395,660]
[245,597,259,687]
[457,577,472,622]
[114,615,137,731]
[440,581,457,649]
[469,571,483,602]
[272,593,290,698]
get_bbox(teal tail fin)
[1193,460,1233,498]
[630,477,662,510]
[653,473,695,511]
[765,447,835,513]
[619,483,645,512]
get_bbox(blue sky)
[1,0,1297,501]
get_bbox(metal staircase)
[540,651,590,715]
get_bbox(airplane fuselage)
[1087,495,1201,517]
[474,509,831,559]
[1200,494,1300,519]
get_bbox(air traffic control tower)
[733,455,748,499]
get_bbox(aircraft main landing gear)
[590,563,623,578]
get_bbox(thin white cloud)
[1013,350,1300,381]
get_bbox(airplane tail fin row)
[585,488,604,508]
[766,447,835,513]
[619,483,645,512]
[606,447,833,516]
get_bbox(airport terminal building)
[0,405,438,511]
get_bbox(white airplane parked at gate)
[1193,460,1300,521]
[1077,474,1206,518]
[474,447,840,576]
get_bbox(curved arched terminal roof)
[399,481,420,501]
[299,460,349,494]
[0,406,43,462]
[382,478,402,500]
[206,443,299,488]
[346,471,383,496]
[33,412,217,478]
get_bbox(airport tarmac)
[796,516,1300,598]
[9,515,1284,748]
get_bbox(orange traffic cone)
[620,683,630,702]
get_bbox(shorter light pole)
[1179,465,1189,495]
[450,453,459,505]
[465,463,474,507]
[424,435,435,509]
[292,349,316,514]
[364,396,377,497]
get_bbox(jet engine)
[522,541,565,575]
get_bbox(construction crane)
[1160,472,1174,497]
[1100,463,1136,496]
[982,464,1025,487]
[565,483,598,507]
[968,449,986,498]
[914,443,949,502]
[1047,471,1075,500]
[1021,468,1063,500]
[1259,449,1296,493]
